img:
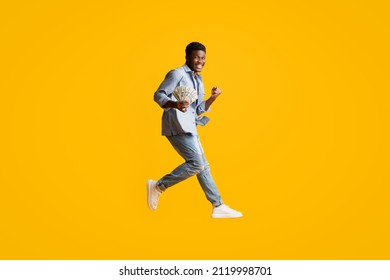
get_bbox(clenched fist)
[176,100,190,112]
[211,86,222,100]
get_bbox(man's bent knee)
[187,158,205,175]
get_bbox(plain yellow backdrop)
[1,0,389,259]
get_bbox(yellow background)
[1,0,389,259]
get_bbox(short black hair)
[185,42,206,56]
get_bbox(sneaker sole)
[147,179,156,211]
[211,213,243,218]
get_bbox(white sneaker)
[211,204,243,218]
[147,179,162,211]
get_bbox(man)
[148,42,242,218]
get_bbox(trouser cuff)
[156,181,167,192]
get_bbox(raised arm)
[205,86,222,111]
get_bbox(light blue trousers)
[157,134,223,207]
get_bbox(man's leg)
[157,134,222,206]
[148,134,204,210]
[151,133,242,217]
[194,135,242,218]
[194,136,223,207]
[157,134,205,190]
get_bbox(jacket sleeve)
[196,100,210,115]
[153,70,181,111]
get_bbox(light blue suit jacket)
[154,64,210,136]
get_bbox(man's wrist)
[163,100,178,109]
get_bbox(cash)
[172,86,198,104]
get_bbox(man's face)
[186,50,206,73]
